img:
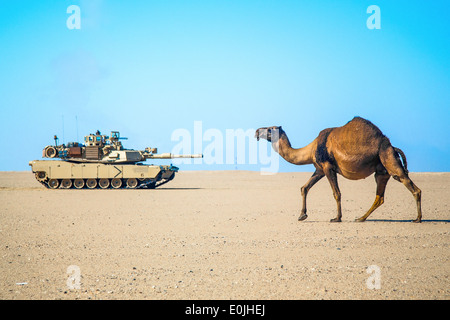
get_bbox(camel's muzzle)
[255,128,269,141]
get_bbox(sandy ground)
[0,170,448,300]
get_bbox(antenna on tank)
[76,115,79,142]
[62,115,65,144]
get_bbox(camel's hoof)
[355,218,366,222]
[413,219,422,223]
[298,214,308,221]
[330,218,341,223]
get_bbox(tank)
[29,131,202,189]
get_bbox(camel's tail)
[394,147,409,175]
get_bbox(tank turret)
[30,131,202,189]
[42,131,202,164]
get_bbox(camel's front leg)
[299,170,324,221]
[324,168,342,222]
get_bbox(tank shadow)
[154,187,203,190]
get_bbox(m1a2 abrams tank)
[29,131,202,189]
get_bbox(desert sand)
[0,170,448,300]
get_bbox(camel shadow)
[365,219,450,223]
[301,219,450,223]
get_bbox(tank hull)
[29,160,177,189]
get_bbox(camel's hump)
[348,116,375,126]
[346,116,384,135]
[347,116,377,127]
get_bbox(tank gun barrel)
[145,153,203,159]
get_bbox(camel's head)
[255,126,282,142]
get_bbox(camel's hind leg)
[398,176,422,223]
[355,171,390,222]
[379,144,422,223]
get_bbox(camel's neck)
[272,132,314,166]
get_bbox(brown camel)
[255,117,422,223]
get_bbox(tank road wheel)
[74,179,85,189]
[35,171,47,182]
[111,178,122,189]
[61,179,73,189]
[48,179,60,189]
[99,178,110,189]
[86,179,98,189]
[126,178,138,189]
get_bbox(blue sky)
[0,0,449,172]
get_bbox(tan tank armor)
[30,131,202,189]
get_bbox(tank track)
[35,177,173,190]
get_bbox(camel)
[255,117,422,223]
